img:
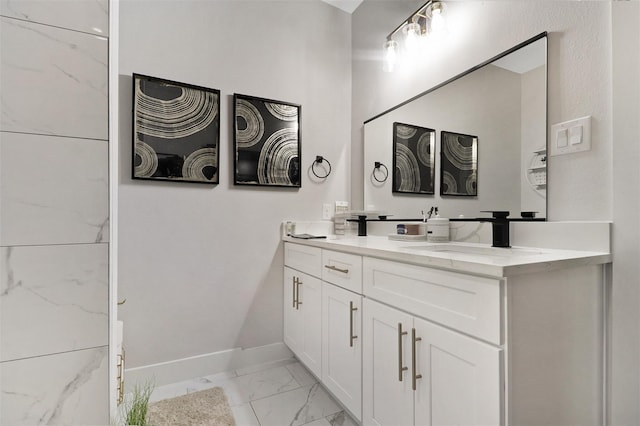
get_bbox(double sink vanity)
[282,225,611,425]
[280,30,611,425]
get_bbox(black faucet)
[449,211,511,247]
[451,210,543,248]
[480,211,511,248]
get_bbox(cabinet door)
[322,283,362,421]
[363,299,414,426]
[297,271,322,378]
[413,317,502,426]
[283,267,302,355]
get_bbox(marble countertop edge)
[282,235,612,278]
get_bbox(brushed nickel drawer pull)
[349,301,358,347]
[398,323,408,381]
[411,328,423,391]
[324,264,349,274]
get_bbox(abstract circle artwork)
[392,122,435,194]
[440,130,478,196]
[233,94,301,187]
[132,74,220,184]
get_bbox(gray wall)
[0,1,110,424]
[117,0,352,369]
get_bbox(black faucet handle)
[481,210,510,219]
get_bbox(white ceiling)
[322,0,363,14]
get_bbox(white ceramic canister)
[427,215,450,242]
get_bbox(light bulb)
[429,2,447,39]
[403,22,422,53]
[383,39,398,72]
[432,10,445,33]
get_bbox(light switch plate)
[549,116,591,156]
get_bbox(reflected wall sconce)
[373,161,389,183]
[311,155,332,179]
[383,0,447,72]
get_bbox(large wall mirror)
[364,33,547,219]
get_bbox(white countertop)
[282,234,612,278]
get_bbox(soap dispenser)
[427,208,450,243]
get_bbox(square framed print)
[132,74,220,184]
[233,93,301,187]
[440,131,478,196]
[392,122,436,194]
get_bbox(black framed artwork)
[392,122,436,194]
[233,94,301,187]
[132,74,220,184]
[440,131,478,196]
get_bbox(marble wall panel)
[0,0,108,36]
[0,16,108,139]
[1,243,108,362]
[0,346,109,425]
[0,133,108,246]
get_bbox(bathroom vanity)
[282,233,610,425]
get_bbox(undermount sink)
[404,244,544,258]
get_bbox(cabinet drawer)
[363,257,502,344]
[284,243,322,277]
[322,250,362,293]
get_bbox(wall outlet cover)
[322,203,332,220]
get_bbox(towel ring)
[373,161,388,183]
[311,156,332,179]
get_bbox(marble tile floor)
[149,358,359,426]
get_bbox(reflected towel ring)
[312,155,332,179]
[373,161,389,182]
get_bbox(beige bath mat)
[148,386,235,426]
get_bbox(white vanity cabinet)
[363,298,501,426]
[283,237,608,426]
[362,257,502,426]
[321,249,363,420]
[322,282,362,420]
[284,244,323,378]
[284,242,364,420]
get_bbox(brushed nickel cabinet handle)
[292,277,297,308]
[349,301,358,347]
[398,323,408,381]
[295,279,302,310]
[411,328,423,391]
[324,264,349,274]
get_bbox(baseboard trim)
[124,342,293,390]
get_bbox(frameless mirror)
[364,33,547,219]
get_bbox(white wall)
[118,0,352,370]
[611,2,640,424]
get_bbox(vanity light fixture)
[383,0,447,72]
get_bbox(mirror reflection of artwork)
[132,74,220,184]
[440,131,478,196]
[392,122,435,194]
[234,94,301,187]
